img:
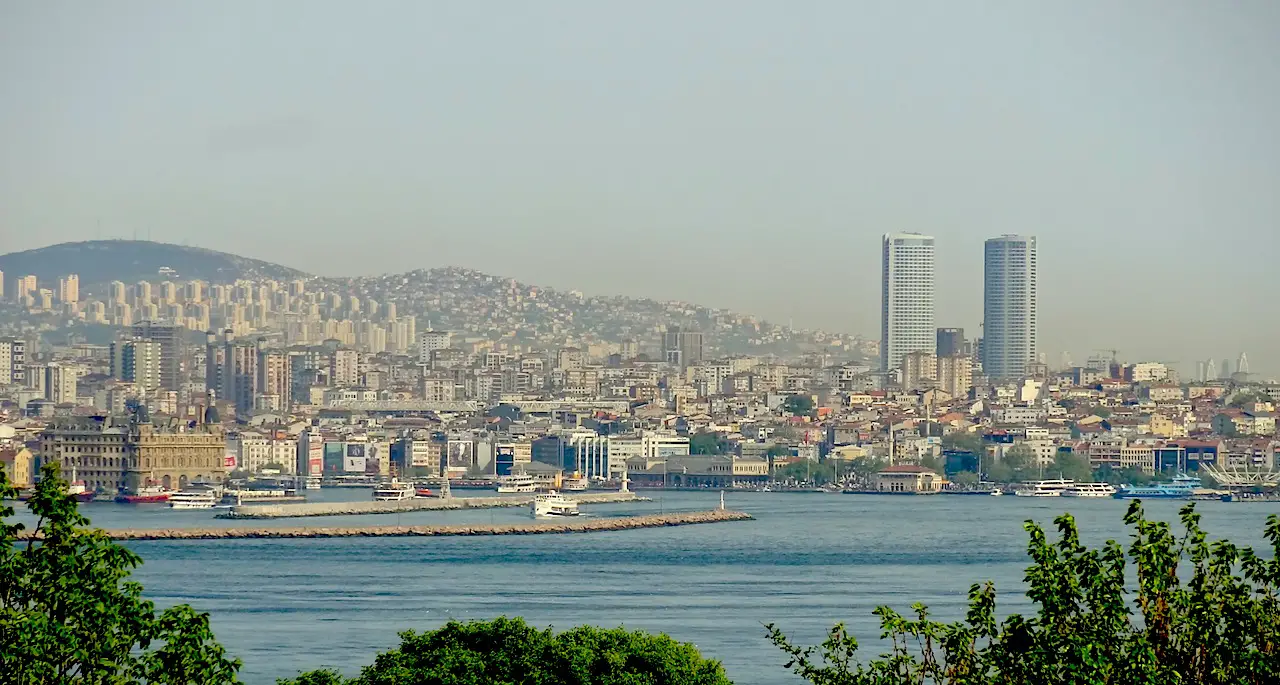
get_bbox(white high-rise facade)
[982,235,1038,379]
[880,233,936,373]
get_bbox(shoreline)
[218,491,648,519]
[22,509,753,541]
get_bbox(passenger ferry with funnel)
[1013,479,1074,497]
[1061,482,1118,498]
[532,491,580,518]
[1113,474,1201,499]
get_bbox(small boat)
[1013,479,1074,497]
[115,485,171,504]
[415,487,436,498]
[373,480,416,501]
[532,491,580,518]
[989,488,1004,496]
[168,488,219,509]
[1061,482,1117,498]
[497,474,537,494]
[1113,474,1201,500]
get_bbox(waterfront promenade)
[219,490,646,519]
[28,509,751,541]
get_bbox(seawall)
[68,510,753,541]
[219,491,646,519]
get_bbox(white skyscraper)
[982,235,1038,379]
[881,233,936,373]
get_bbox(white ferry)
[372,480,416,501]
[168,489,219,509]
[1014,479,1075,497]
[532,491,580,518]
[561,475,590,491]
[497,474,537,494]
[1061,482,1117,498]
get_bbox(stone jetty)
[218,491,646,519]
[47,510,753,541]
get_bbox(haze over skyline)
[2,2,1277,375]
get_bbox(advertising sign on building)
[447,440,473,469]
[224,454,237,469]
[343,456,367,473]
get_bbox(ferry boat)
[1061,482,1118,498]
[532,491,580,518]
[297,475,322,490]
[372,480,416,501]
[561,475,590,491]
[168,489,219,509]
[497,474,537,494]
[115,485,171,504]
[1013,479,1074,497]
[1113,474,1201,500]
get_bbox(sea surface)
[15,491,1280,684]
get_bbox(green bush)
[768,502,1280,684]
[279,617,732,685]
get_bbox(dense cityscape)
[0,236,1272,500]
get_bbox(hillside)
[0,240,310,286]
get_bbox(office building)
[982,235,1038,379]
[881,233,936,373]
[936,328,964,358]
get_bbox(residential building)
[936,355,973,398]
[982,235,1037,379]
[331,349,359,387]
[417,331,450,363]
[58,274,79,305]
[109,338,163,391]
[663,326,705,368]
[881,233,936,372]
[45,363,79,404]
[130,321,184,390]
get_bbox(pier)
[50,510,752,541]
[217,491,647,519]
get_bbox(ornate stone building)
[39,413,226,494]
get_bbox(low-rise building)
[871,464,942,494]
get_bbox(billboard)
[344,456,367,473]
[224,454,237,469]
[447,440,474,469]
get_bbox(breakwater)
[217,490,647,519]
[53,510,752,541]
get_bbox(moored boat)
[497,474,537,494]
[1113,474,1201,500]
[1013,479,1074,497]
[168,488,219,509]
[1061,482,1118,498]
[115,485,171,504]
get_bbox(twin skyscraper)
[881,233,1038,381]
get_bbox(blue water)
[17,492,1280,684]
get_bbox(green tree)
[782,395,815,417]
[1052,449,1093,482]
[280,617,731,685]
[1,464,241,684]
[941,431,985,459]
[767,502,1280,684]
[689,431,727,455]
[949,470,980,487]
[774,460,837,485]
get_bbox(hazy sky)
[2,2,1278,375]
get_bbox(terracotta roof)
[878,464,936,474]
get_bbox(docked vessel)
[497,474,537,494]
[1061,482,1118,498]
[532,491,580,518]
[372,480,416,501]
[561,474,590,491]
[1013,479,1074,497]
[1113,474,1201,500]
[168,488,219,509]
[115,485,171,504]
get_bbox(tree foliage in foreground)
[0,464,241,685]
[768,501,1280,684]
[279,616,731,685]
